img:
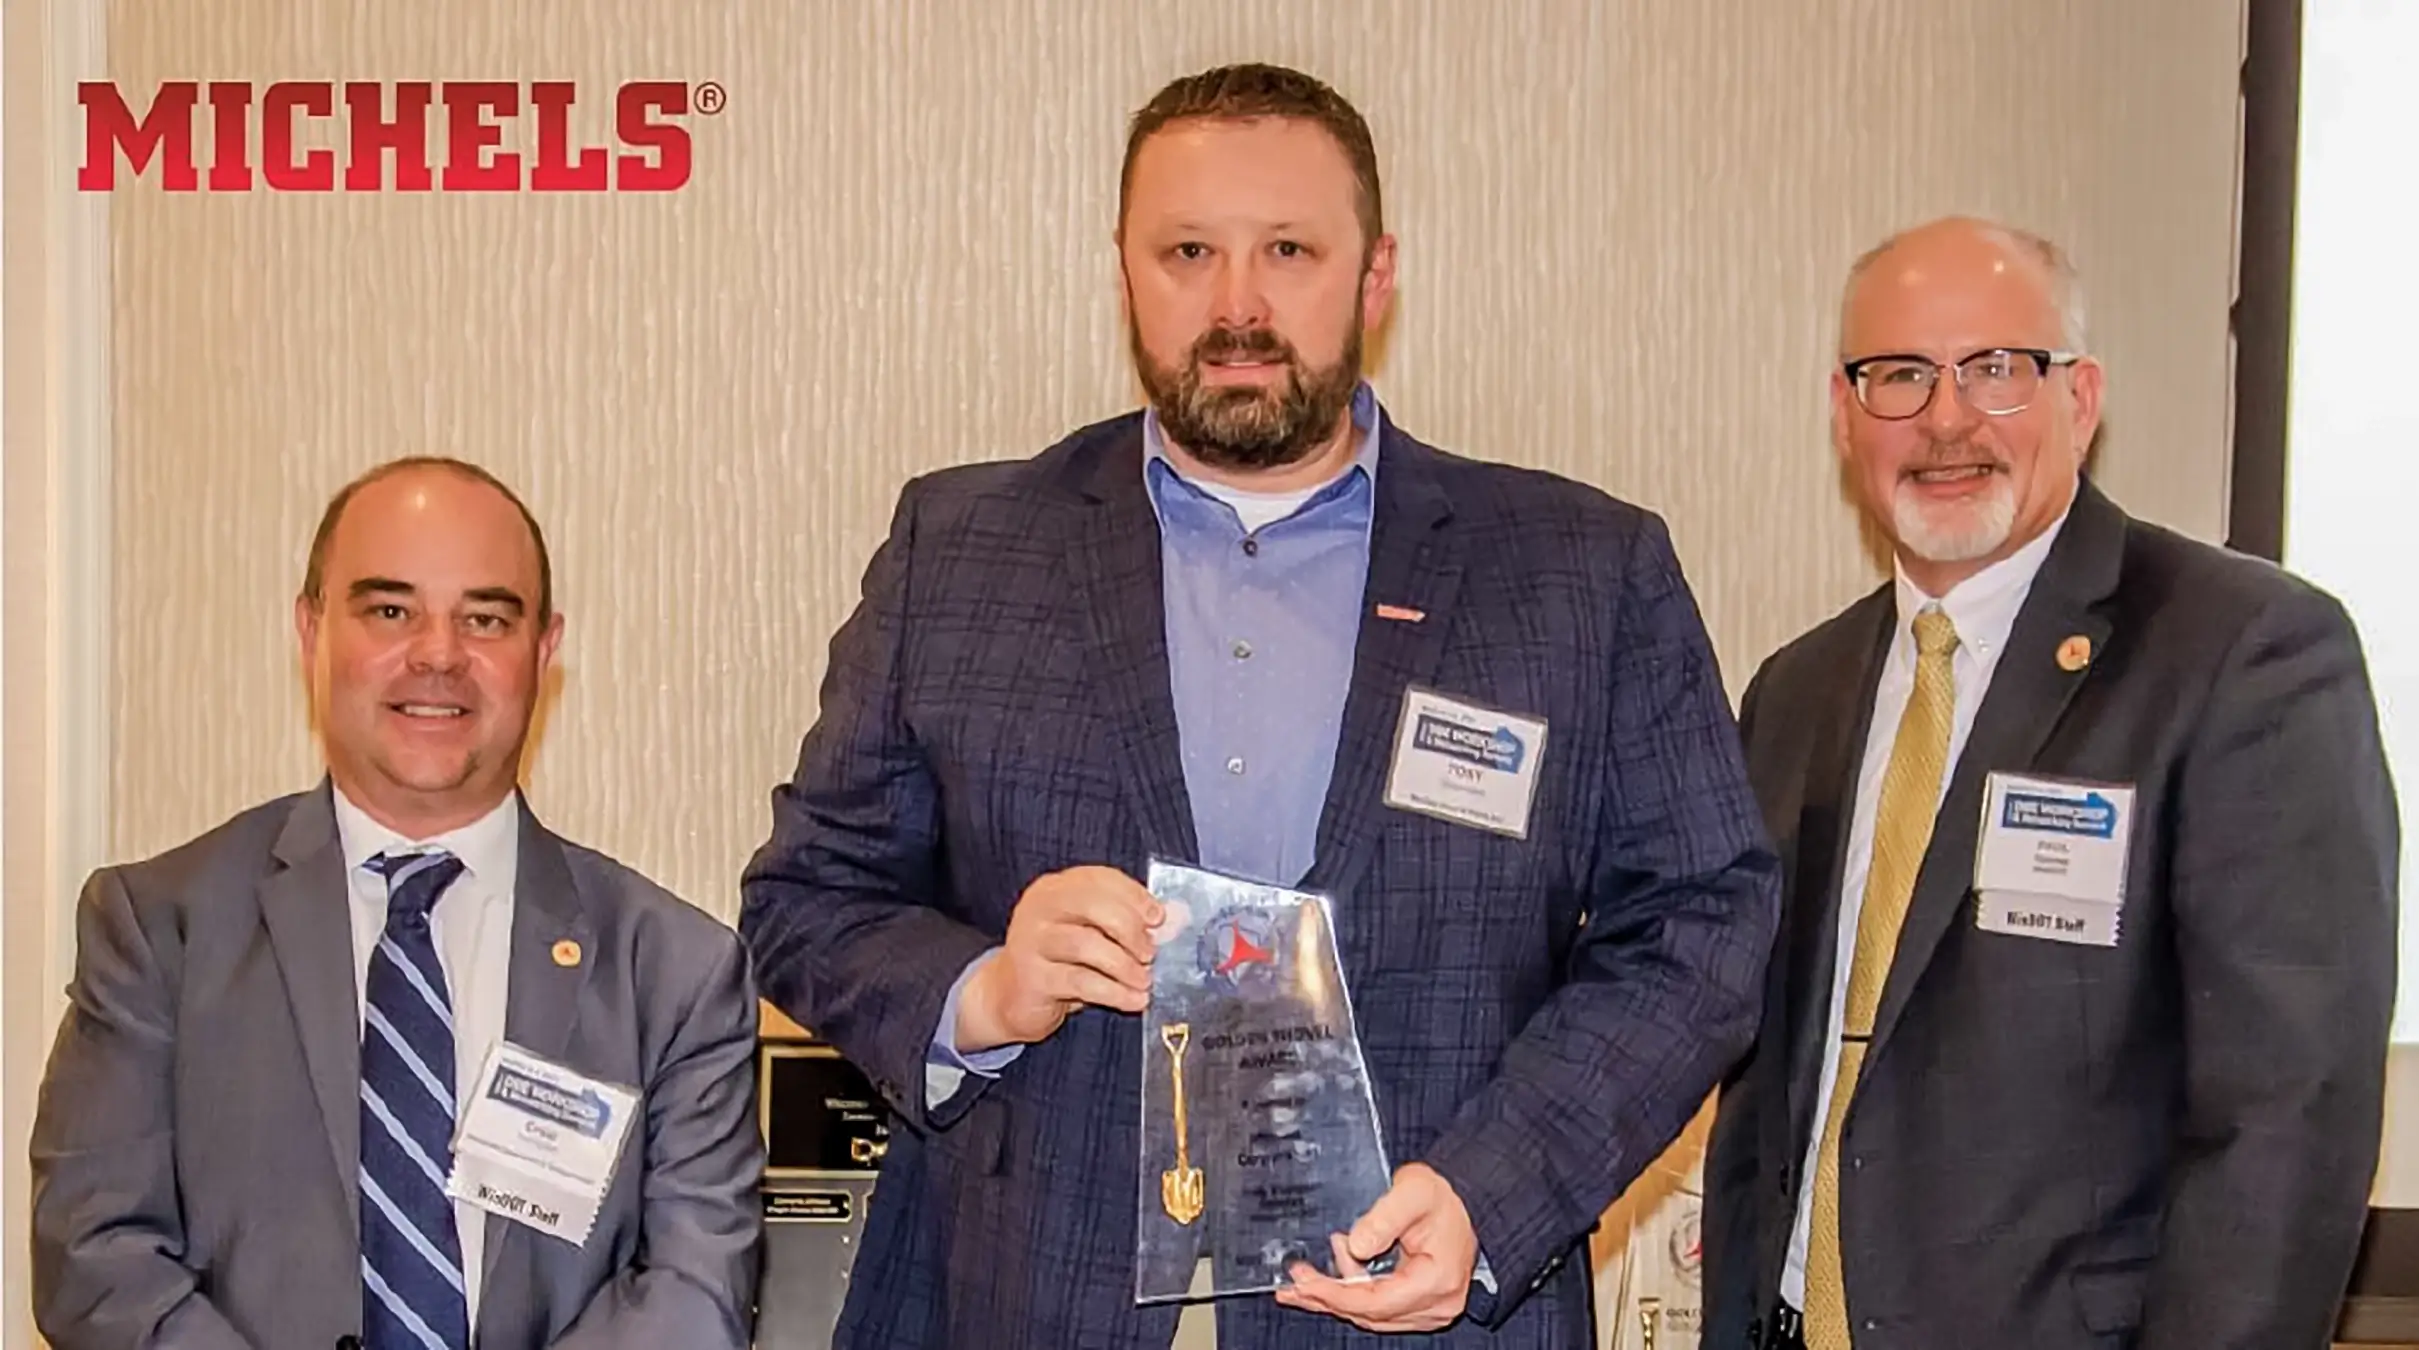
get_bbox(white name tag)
[1972,771,2135,947]
[446,1041,640,1246]
[1380,686,1548,839]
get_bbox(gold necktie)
[1802,607,1959,1348]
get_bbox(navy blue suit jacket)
[740,411,1780,1348]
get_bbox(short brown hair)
[300,456,554,622]
[1120,63,1385,250]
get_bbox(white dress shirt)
[1780,509,2070,1307]
[332,784,520,1328]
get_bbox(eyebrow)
[463,587,527,614]
[1150,216,1313,235]
[344,578,527,614]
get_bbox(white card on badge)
[446,1041,640,1246]
[1380,686,1548,839]
[1972,771,2135,948]
[1974,891,2122,947]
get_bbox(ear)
[2064,357,2105,470]
[536,610,566,674]
[295,593,320,668]
[1360,233,1399,332]
[1828,368,1857,467]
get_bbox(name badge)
[446,1041,641,1246]
[1971,771,2135,947]
[1380,686,1548,839]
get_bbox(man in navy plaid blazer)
[740,63,1780,1349]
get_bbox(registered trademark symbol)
[694,82,726,115]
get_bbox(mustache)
[1903,439,2010,473]
[1190,325,1298,366]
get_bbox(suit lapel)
[1779,592,1894,1154]
[1299,425,1461,942]
[256,783,363,1239]
[477,805,597,1337]
[1864,480,2127,1063]
[1063,422,1200,865]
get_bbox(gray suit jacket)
[30,783,764,1350]
[1701,480,2400,1350]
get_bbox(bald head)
[302,457,553,624]
[1839,216,2087,359]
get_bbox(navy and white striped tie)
[360,849,471,1350]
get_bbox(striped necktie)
[1802,607,1960,1348]
[360,849,471,1350]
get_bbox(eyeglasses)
[1842,347,2083,420]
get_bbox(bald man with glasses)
[1700,215,2399,1350]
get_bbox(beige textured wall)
[102,0,2247,924]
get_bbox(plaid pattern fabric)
[740,412,1781,1349]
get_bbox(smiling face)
[1832,220,2104,595]
[1118,114,1396,485]
[295,465,562,838]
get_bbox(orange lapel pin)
[2056,634,2093,672]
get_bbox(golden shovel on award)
[1159,1022,1205,1225]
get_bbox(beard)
[1890,441,2019,565]
[1131,316,1364,473]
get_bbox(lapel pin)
[2056,634,2093,672]
[1375,604,1425,624]
[551,938,582,968]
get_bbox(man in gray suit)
[1701,215,2400,1350]
[30,457,763,1349]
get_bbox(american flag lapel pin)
[1375,603,1425,623]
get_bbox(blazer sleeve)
[2138,582,2399,1350]
[550,926,765,1350]
[1426,513,1785,1326]
[30,868,258,1350]
[1700,657,1785,1342]
[737,477,1001,1130]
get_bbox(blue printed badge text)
[487,1065,614,1139]
[2000,790,2119,839]
[1412,715,1525,774]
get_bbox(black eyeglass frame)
[1840,347,2086,420]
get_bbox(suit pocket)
[2072,1260,2148,1336]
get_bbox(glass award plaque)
[1133,858,1397,1303]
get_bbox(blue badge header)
[486,1064,614,1139]
[2000,790,2119,839]
[1412,715,1526,773]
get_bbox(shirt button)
[1225,757,1246,775]
[1241,538,1259,557]
[1232,640,1253,660]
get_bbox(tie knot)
[369,850,465,927]
[1912,608,1960,658]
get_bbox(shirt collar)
[1890,503,2071,662]
[1142,379,1383,500]
[331,782,521,887]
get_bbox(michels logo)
[77,79,727,192]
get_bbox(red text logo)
[77,80,725,192]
